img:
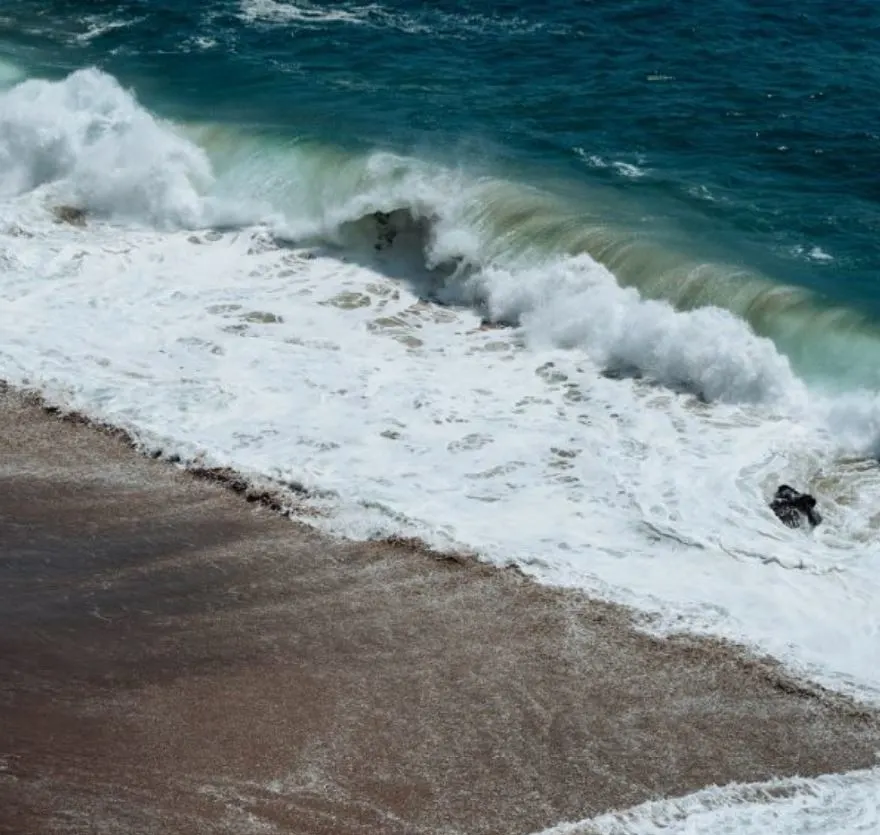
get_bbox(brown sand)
[1,387,878,835]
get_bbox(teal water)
[2,0,879,384]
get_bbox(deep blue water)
[2,0,879,323]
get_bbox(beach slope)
[1,387,877,834]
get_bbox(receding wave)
[2,67,879,421]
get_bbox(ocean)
[1,2,879,829]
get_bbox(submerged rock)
[770,484,822,529]
[479,317,517,331]
[373,210,397,251]
[52,205,87,227]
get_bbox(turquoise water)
[2,0,879,383]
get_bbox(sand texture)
[1,388,878,835]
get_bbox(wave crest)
[0,68,213,227]
[0,68,877,422]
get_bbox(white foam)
[573,150,648,179]
[612,161,646,178]
[239,0,376,26]
[189,36,219,51]
[73,14,142,43]
[238,0,556,37]
[533,767,880,835]
[0,69,218,227]
[466,255,801,404]
[792,244,835,263]
[2,69,880,712]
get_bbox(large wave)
[3,63,880,706]
[1,67,878,441]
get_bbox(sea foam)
[2,68,880,704]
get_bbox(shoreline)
[2,382,879,834]
[4,381,870,707]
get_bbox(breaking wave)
[2,67,879,443]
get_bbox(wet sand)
[1,386,878,835]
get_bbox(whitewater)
[3,63,880,688]
[2,61,880,831]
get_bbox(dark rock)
[373,211,397,250]
[770,484,822,529]
[52,205,87,227]
[479,318,517,331]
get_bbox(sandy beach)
[1,384,878,835]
